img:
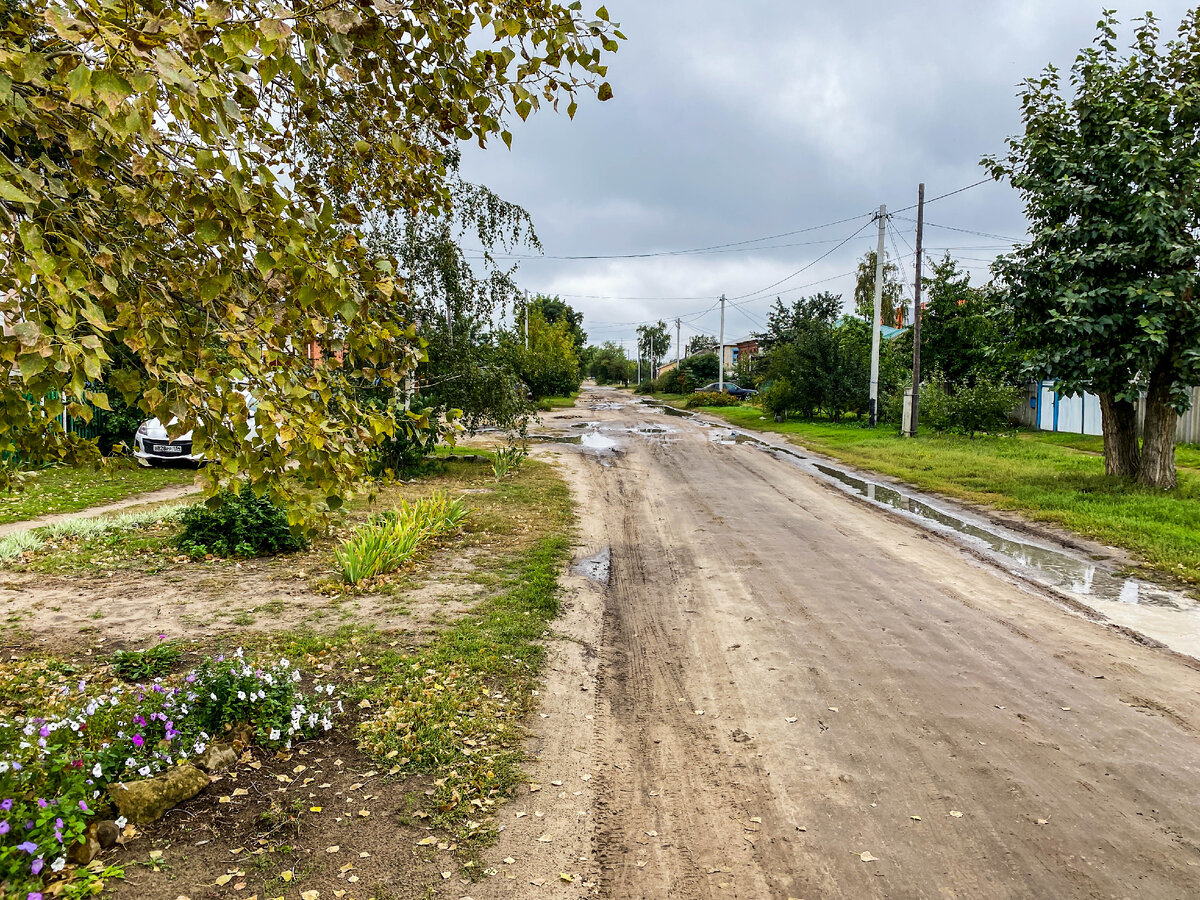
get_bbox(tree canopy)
[853,250,908,327]
[985,10,1200,488]
[0,0,622,522]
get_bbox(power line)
[462,212,875,262]
[891,178,993,213]
[892,216,1026,244]
[728,218,877,304]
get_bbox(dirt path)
[0,481,201,537]
[478,388,1200,899]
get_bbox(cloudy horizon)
[460,2,1198,355]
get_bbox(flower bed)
[0,649,341,898]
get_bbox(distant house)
[720,337,760,370]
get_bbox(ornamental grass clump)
[0,649,340,897]
[335,492,469,585]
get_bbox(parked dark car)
[696,382,758,400]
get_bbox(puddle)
[710,431,760,445]
[570,422,602,429]
[580,432,619,452]
[572,547,611,585]
[644,402,694,418]
[589,402,626,411]
[802,461,1200,656]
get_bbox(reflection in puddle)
[641,400,693,418]
[573,547,611,585]
[807,464,1198,616]
[526,434,584,445]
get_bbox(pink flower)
[131,734,144,748]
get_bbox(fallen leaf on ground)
[949,810,964,818]
[537,834,553,842]
[860,852,879,862]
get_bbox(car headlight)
[137,423,148,436]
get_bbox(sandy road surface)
[477,388,1200,900]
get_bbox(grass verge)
[693,404,1200,586]
[536,393,580,411]
[0,464,194,525]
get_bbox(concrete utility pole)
[908,184,926,437]
[675,318,681,369]
[718,294,726,392]
[636,331,641,385]
[868,204,887,426]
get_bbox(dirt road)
[481,388,1200,899]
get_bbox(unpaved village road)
[476,388,1200,900]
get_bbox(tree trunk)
[1138,369,1178,490]
[1098,392,1141,478]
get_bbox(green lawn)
[692,403,1200,586]
[536,392,581,411]
[0,464,196,525]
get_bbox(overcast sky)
[459,2,1197,355]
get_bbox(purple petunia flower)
[0,821,9,834]
[131,734,144,748]
[0,800,11,811]
[17,841,36,854]
[30,858,42,875]
[36,799,47,809]
[78,801,87,812]
[28,893,42,900]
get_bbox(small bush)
[111,641,182,681]
[177,486,306,558]
[919,378,1021,437]
[686,391,740,408]
[336,492,469,585]
[492,444,528,481]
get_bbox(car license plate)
[152,444,183,455]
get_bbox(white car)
[134,390,259,468]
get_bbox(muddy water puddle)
[709,429,1200,657]
[573,547,611,585]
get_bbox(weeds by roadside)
[335,493,469,585]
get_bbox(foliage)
[109,641,182,682]
[984,10,1200,487]
[177,487,307,559]
[84,389,145,457]
[759,294,908,422]
[366,154,537,437]
[514,309,582,400]
[523,296,587,356]
[636,321,671,373]
[335,493,468,585]
[686,335,718,356]
[0,529,42,562]
[911,254,1020,386]
[364,401,459,479]
[656,352,719,394]
[586,342,635,385]
[492,443,529,482]
[687,391,740,408]
[0,650,338,897]
[0,0,623,522]
[854,250,908,326]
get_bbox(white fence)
[1020,382,1200,444]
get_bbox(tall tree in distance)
[637,321,671,375]
[985,10,1200,488]
[853,251,908,326]
[523,296,588,356]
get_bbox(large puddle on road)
[719,432,1200,657]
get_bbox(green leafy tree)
[636,320,670,375]
[853,251,908,327]
[523,296,587,356]
[912,254,1020,387]
[587,342,634,385]
[985,10,1200,488]
[686,334,718,356]
[517,309,581,399]
[0,0,622,523]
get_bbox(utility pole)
[675,318,681,369]
[636,331,641,385]
[718,294,726,392]
[908,184,926,437]
[868,204,887,426]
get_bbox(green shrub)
[919,378,1021,437]
[336,492,469,585]
[177,485,307,558]
[111,641,183,681]
[686,391,740,408]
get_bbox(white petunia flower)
[92,763,102,778]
